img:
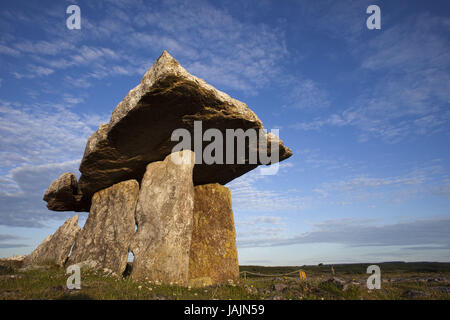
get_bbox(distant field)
[240,261,450,276]
[1,261,449,300]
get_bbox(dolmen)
[25,51,292,286]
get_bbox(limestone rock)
[188,277,213,288]
[0,255,26,271]
[45,50,292,211]
[0,255,26,262]
[67,180,139,275]
[43,173,86,211]
[272,282,288,292]
[320,277,349,291]
[70,260,99,271]
[23,215,80,267]
[188,183,239,284]
[402,289,429,299]
[130,150,195,284]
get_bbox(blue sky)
[0,0,449,265]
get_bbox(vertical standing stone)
[23,214,80,267]
[130,150,195,283]
[67,180,139,275]
[189,184,239,284]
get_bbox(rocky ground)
[1,260,449,300]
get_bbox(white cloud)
[0,99,109,167]
[0,44,20,57]
[0,0,293,96]
[0,160,82,227]
[228,164,310,213]
[71,45,119,65]
[30,65,54,76]
[322,175,425,193]
[237,215,285,227]
[64,75,92,88]
[0,95,107,228]
[287,78,330,110]
[237,216,450,249]
[123,0,288,94]
[299,0,373,43]
[236,215,287,249]
[295,148,353,171]
[11,64,54,79]
[0,234,27,241]
[290,13,450,143]
[13,40,75,56]
[63,94,84,105]
[309,161,450,206]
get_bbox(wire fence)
[240,269,307,281]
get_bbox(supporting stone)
[188,183,239,285]
[130,150,195,284]
[67,180,139,275]
[43,172,86,211]
[23,214,80,267]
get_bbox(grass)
[241,262,450,276]
[0,262,449,300]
